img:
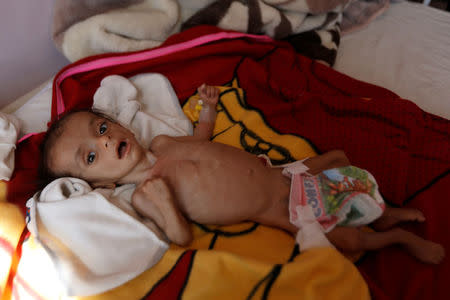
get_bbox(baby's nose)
[99,134,112,148]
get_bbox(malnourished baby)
[40,84,445,264]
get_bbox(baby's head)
[40,110,146,188]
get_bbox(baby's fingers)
[210,86,219,98]
[197,83,206,95]
[207,86,217,99]
[197,84,211,100]
[198,84,219,103]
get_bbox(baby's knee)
[328,227,364,252]
[344,229,365,252]
[329,150,350,166]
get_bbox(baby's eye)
[99,122,107,135]
[87,152,96,165]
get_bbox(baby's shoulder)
[150,135,175,152]
[150,135,200,155]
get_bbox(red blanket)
[8,26,449,299]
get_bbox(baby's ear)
[92,181,116,190]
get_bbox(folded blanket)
[52,0,351,66]
[341,0,390,34]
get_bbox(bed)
[1,1,449,300]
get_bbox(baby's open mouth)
[117,141,129,159]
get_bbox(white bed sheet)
[335,1,450,119]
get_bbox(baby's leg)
[253,205,299,234]
[372,207,425,231]
[252,195,298,234]
[326,227,445,264]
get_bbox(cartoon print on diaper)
[301,166,385,232]
[320,166,376,215]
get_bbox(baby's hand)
[193,83,219,137]
[197,83,219,107]
[133,178,192,246]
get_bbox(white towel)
[0,112,21,180]
[26,178,169,296]
[93,73,193,148]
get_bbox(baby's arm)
[132,178,192,246]
[193,84,219,140]
[303,150,350,175]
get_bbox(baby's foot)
[386,207,426,223]
[403,234,445,264]
[399,208,425,222]
[373,208,426,231]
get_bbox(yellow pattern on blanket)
[184,78,317,163]
[0,80,369,299]
[76,224,368,300]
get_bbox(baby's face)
[49,111,146,186]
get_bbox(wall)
[0,0,69,108]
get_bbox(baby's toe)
[430,244,445,264]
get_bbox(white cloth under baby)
[0,112,21,180]
[93,73,193,148]
[26,178,168,297]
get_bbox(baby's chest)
[154,158,203,187]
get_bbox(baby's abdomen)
[172,159,288,226]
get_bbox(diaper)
[284,161,385,233]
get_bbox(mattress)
[335,1,450,119]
